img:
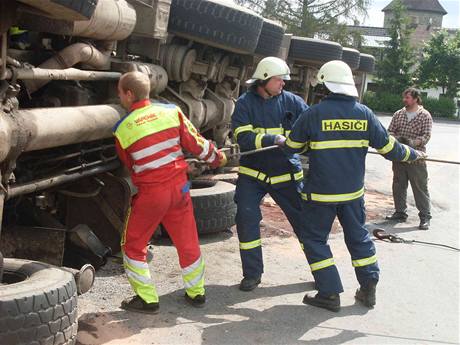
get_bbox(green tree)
[417,30,460,98]
[234,0,370,41]
[376,0,414,94]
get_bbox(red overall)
[113,100,222,303]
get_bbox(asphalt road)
[77,116,460,345]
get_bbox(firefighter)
[114,71,226,313]
[284,60,426,311]
[232,56,309,291]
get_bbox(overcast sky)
[361,0,459,28]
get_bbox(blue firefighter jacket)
[232,89,309,189]
[285,94,419,203]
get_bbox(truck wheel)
[0,259,78,345]
[288,36,343,64]
[341,47,361,70]
[357,53,375,73]
[168,0,263,54]
[191,180,236,234]
[255,19,285,56]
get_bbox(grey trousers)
[392,162,431,219]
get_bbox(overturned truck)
[0,1,375,344]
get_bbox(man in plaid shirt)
[386,88,433,229]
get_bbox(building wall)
[384,10,443,48]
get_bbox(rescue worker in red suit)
[114,71,226,313]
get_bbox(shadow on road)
[77,282,372,345]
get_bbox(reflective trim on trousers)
[310,258,335,272]
[239,239,262,250]
[302,187,365,203]
[182,256,205,298]
[123,252,158,303]
[239,166,267,182]
[352,255,377,267]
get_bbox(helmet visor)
[325,81,358,97]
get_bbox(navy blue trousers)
[302,198,380,295]
[234,175,306,278]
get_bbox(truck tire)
[357,53,375,73]
[0,259,78,345]
[341,47,361,70]
[168,0,263,54]
[255,19,285,56]
[288,36,343,64]
[191,180,236,234]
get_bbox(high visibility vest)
[114,103,184,174]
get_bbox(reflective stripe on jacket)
[114,99,219,185]
[231,89,308,188]
[285,94,419,203]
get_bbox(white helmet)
[317,60,358,97]
[246,57,291,85]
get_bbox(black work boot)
[121,295,159,314]
[303,293,341,312]
[385,212,408,222]
[419,218,430,230]
[239,277,261,291]
[355,280,377,308]
[185,293,206,308]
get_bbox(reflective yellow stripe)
[310,258,335,272]
[234,124,254,139]
[309,140,369,150]
[377,135,396,154]
[239,166,267,181]
[10,27,27,35]
[402,145,411,161]
[294,171,304,181]
[270,170,304,185]
[285,130,291,136]
[270,173,292,184]
[300,242,304,250]
[255,133,264,149]
[240,239,262,250]
[301,192,308,201]
[352,255,377,267]
[182,114,205,148]
[254,127,284,135]
[311,187,365,203]
[286,137,305,149]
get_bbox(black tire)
[288,36,343,64]
[168,0,263,54]
[255,19,285,56]
[26,0,97,20]
[0,259,78,345]
[357,53,375,73]
[341,47,361,70]
[191,180,236,234]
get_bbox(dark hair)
[403,87,422,105]
[254,78,270,88]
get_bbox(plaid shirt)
[388,106,432,153]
